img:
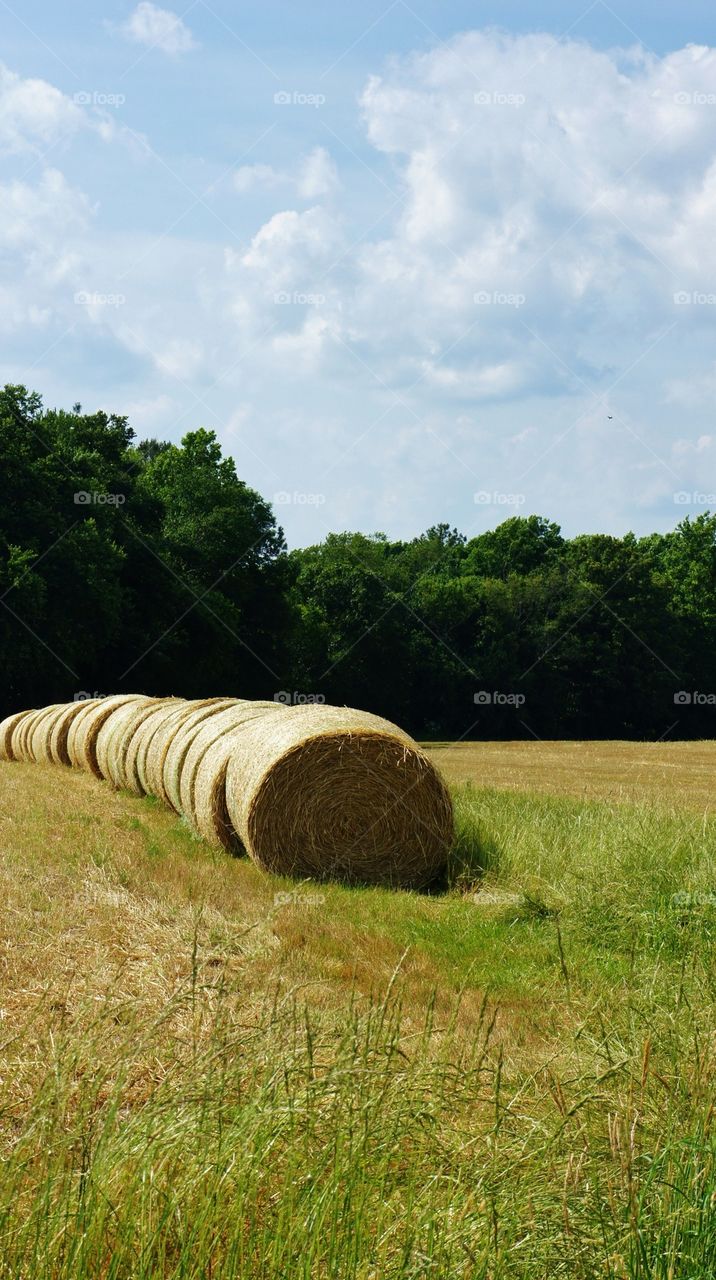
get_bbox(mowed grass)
[425,737,716,812]
[0,746,715,1277]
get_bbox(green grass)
[1,762,716,1276]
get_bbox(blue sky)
[2,0,716,545]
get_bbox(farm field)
[0,748,715,1277]
[425,738,716,811]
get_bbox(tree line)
[1,385,715,739]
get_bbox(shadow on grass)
[425,783,504,895]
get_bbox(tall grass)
[1,764,716,1275]
[1,949,716,1274]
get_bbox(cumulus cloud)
[118,2,197,55]
[297,147,339,199]
[233,163,284,194]
[217,32,716,416]
[0,63,83,154]
[234,147,339,200]
[5,31,716,542]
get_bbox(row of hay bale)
[0,695,453,888]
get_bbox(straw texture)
[68,695,145,776]
[29,704,68,764]
[179,702,282,831]
[224,704,453,888]
[48,699,101,766]
[16,709,48,762]
[124,698,185,795]
[146,699,235,806]
[95,697,160,788]
[0,710,31,761]
[191,704,284,851]
[0,694,454,889]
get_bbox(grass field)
[1,743,716,1277]
[427,738,716,812]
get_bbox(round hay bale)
[30,703,71,764]
[95,697,162,788]
[143,698,232,802]
[124,698,185,795]
[9,710,38,761]
[160,699,244,812]
[224,705,454,889]
[191,704,285,851]
[15,707,53,762]
[178,702,284,829]
[69,695,146,776]
[48,699,102,766]
[0,710,32,761]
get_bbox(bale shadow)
[423,783,503,896]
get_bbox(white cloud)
[0,62,83,154]
[234,163,284,194]
[119,2,197,55]
[6,33,716,543]
[120,393,177,429]
[234,148,339,200]
[297,146,339,199]
[0,168,90,272]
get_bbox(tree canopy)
[1,386,715,739]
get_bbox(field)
[1,742,715,1277]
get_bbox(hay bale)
[0,710,32,761]
[9,710,38,761]
[191,704,286,851]
[68,695,145,776]
[178,702,284,830]
[124,698,185,795]
[224,704,454,889]
[48,699,101,766]
[160,699,243,812]
[143,698,232,802]
[15,707,55,762]
[30,704,71,764]
[95,697,163,788]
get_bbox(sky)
[2,0,716,547]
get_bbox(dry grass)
[1,751,716,1275]
[0,761,472,1051]
[426,737,716,812]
